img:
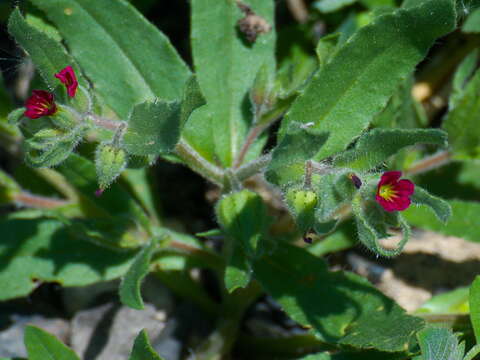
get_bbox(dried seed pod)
[236,1,271,43]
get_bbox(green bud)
[95,143,127,191]
[49,105,79,130]
[285,188,318,232]
[25,125,86,168]
[250,63,274,114]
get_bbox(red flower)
[24,90,57,119]
[375,171,414,212]
[55,66,78,97]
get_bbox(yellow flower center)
[379,184,398,201]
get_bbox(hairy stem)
[87,113,124,131]
[233,124,266,168]
[194,282,262,360]
[405,150,451,176]
[236,153,272,182]
[15,192,70,209]
[175,139,225,186]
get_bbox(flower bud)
[285,188,318,232]
[95,143,127,191]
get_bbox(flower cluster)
[24,66,78,119]
[375,171,414,212]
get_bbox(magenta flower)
[55,66,78,97]
[375,171,414,212]
[24,90,57,119]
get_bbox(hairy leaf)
[352,195,411,257]
[58,154,149,228]
[217,190,270,292]
[470,276,480,343]
[124,100,181,156]
[216,190,270,258]
[450,50,478,109]
[278,0,456,162]
[129,329,165,360]
[266,128,328,187]
[463,8,480,33]
[410,186,452,223]
[119,242,155,310]
[30,0,190,118]
[8,9,86,93]
[0,217,134,301]
[416,287,469,314]
[416,327,464,360]
[25,326,80,360]
[443,67,480,159]
[183,0,276,166]
[334,129,447,171]
[403,200,479,243]
[253,243,424,351]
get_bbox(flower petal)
[379,171,402,187]
[396,179,414,196]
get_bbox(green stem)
[14,191,70,209]
[175,139,225,186]
[404,150,451,177]
[195,281,262,360]
[235,153,271,182]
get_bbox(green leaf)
[463,8,480,33]
[217,190,270,292]
[416,327,464,360]
[443,67,480,159]
[8,9,86,93]
[123,100,181,156]
[253,243,424,352]
[216,190,270,258]
[129,329,164,360]
[266,127,329,187]
[57,154,149,228]
[299,351,408,360]
[278,0,456,162]
[313,0,357,13]
[315,173,356,223]
[416,287,469,314]
[334,129,447,171]
[0,217,135,301]
[183,0,276,166]
[352,194,411,257]
[410,186,452,223]
[30,0,190,118]
[316,33,341,67]
[224,239,252,293]
[372,76,422,129]
[450,50,478,109]
[307,221,357,257]
[469,276,480,343]
[119,242,155,310]
[180,75,206,128]
[24,325,80,360]
[403,200,479,242]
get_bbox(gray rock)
[71,302,168,360]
